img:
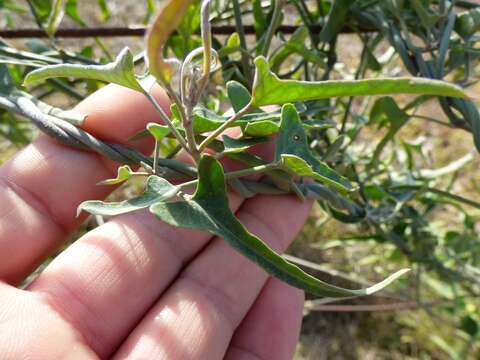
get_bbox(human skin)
[0,84,312,359]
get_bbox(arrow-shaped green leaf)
[150,155,409,297]
[97,165,136,185]
[276,104,353,192]
[24,47,144,92]
[251,56,470,107]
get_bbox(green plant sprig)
[4,0,475,299]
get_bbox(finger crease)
[0,176,69,237]
[35,278,107,356]
[228,344,267,360]
[178,275,238,334]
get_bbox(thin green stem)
[410,114,453,128]
[392,185,480,210]
[184,106,201,163]
[152,140,160,174]
[130,172,151,177]
[232,0,252,85]
[198,102,252,152]
[178,162,281,191]
[26,0,47,32]
[340,37,369,133]
[225,162,280,179]
[261,0,286,58]
[201,0,213,82]
[94,37,114,61]
[143,91,190,153]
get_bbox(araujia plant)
[10,0,473,298]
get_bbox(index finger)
[0,84,168,284]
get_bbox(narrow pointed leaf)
[319,0,356,43]
[24,47,143,92]
[251,57,470,107]
[65,0,86,26]
[46,0,65,37]
[150,156,409,297]
[277,105,353,192]
[227,80,252,113]
[270,27,310,72]
[80,176,178,216]
[146,0,191,84]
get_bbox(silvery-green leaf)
[150,155,409,297]
[24,47,144,92]
[80,176,178,216]
[251,57,470,107]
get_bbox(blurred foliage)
[1,0,480,358]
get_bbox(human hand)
[0,84,312,359]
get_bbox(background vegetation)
[1,0,480,358]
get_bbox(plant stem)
[225,162,280,179]
[200,0,213,85]
[178,162,280,190]
[152,140,160,174]
[184,106,201,163]
[143,91,190,153]
[261,0,286,58]
[391,185,480,210]
[198,102,252,152]
[232,0,252,85]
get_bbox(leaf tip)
[76,204,85,218]
[23,71,37,86]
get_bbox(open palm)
[0,84,311,359]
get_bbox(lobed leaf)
[276,105,353,192]
[98,165,135,185]
[150,155,409,297]
[147,122,171,141]
[251,57,470,107]
[24,47,144,92]
[79,176,178,216]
